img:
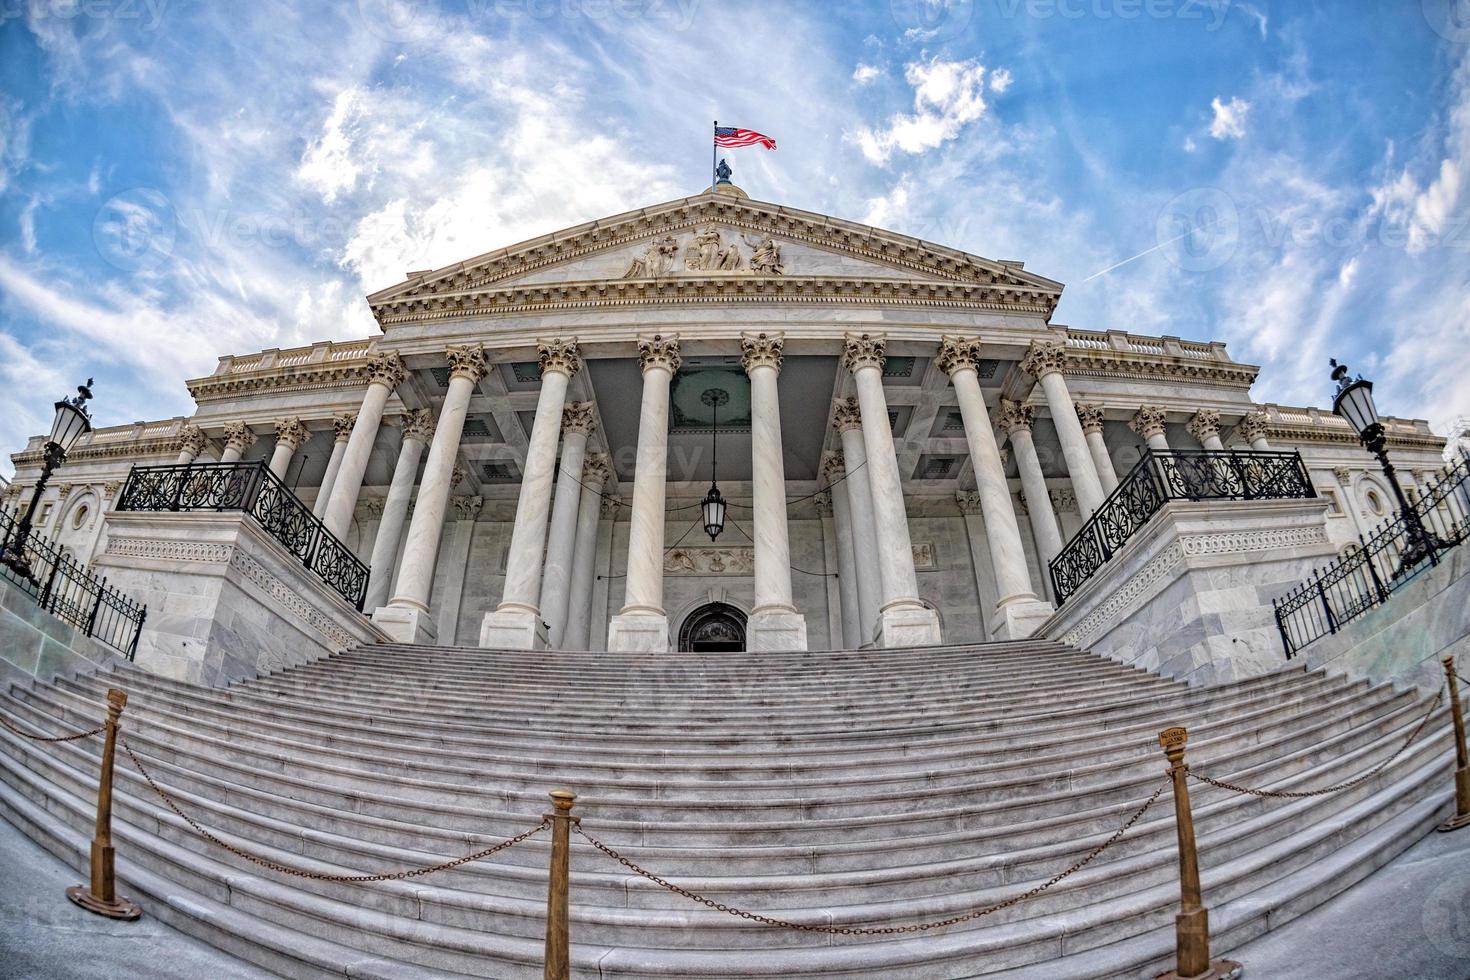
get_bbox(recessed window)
[71,505,90,530]
[1365,488,1385,516]
[1322,489,1342,516]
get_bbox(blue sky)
[1,0,1467,477]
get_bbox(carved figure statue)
[623,234,679,278]
[714,158,733,185]
[714,238,744,271]
[744,234,784,275]
[686,226,724,271]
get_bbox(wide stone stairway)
[0,639,1457,978]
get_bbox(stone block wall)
[0,576,121,688]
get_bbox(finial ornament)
[638,334,681,374]
[221,420,256,452]
[401,408,435,443]
[562,401,597,435]
[843,333,886,373]
[445,343,488,384]
[996,399,1034,434]
[366,352,407,389]
[1074,403,1105,434]
[1129,406,1168,439]
[1020,341,1066,380]
[332,413,357,441]
[273,417,308,451]
[1186,409,1221,442]
[538,339,582,378]
[832,397,863,432]
[936,336,983,376]
[740,332,784,373]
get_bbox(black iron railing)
[117,461,369,611]
[0,504,146,659]
[1049,449,1317,605]
[1274,455,1470,658]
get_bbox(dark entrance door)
[678,602,747,653]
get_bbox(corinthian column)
[375,344,486,644]
[1075,403,1118,491]
[564,454,610,650]
[608,335,680,652]
[824,454,862,649]
[742,332,807,651]
[1129,406,1170,452]
[938,337,1053,639]
[324,352,406,539]
[832,400,883,646]
[363,408,432,612]
[313,414,356,518]
[481,340,581,650]
[1237,411,1271,450]
[218,421,256,463]
[540,401,596,649]
[176,423,208,464]
[1021,341,1105,517]
[844,334,941,647]
[998,399,1065,572]
[1187,409,1225,451]
[268,417,308,480]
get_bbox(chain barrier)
[573,780,1166,936]
[1187,688,1444,799]
[119,735,548,883]
[0,708,104,743]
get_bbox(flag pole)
[711,119,717,190]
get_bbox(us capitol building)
[3,182,1450,685]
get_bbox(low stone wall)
[1300,545,1470,692]
[0,576,121,688]
[93,511,387,687]
[1041,498,1337,685]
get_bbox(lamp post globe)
[0,379,95,583]
[1329,359,1439,571]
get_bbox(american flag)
[715,126,777,150]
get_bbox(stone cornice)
[187,358,378,402]
[367,192,1063,309]
[1061,348,1259,389]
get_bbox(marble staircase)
[0,639,1457,978]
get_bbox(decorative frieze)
[401,408,435,443]
[638,334,681,374]
[1185,409,1221,443]
[274,417,308,451]
[222,421,257,453]
[1129,406,1168,439]
[332,414,357,442]
[666,547,754,575]
[537,339,582,378]
[1020,341,1066,380]
[996,399,1035,435]
[935,335,983,376]
[366,352,408,389]
[1075,403,1105,434]
[843,333,886,373]
[562,401,597,435]
[446,343,489,384]
[740,331,784,373]
[832,398,863,432]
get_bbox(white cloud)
[852,56,995,165]
[988,67,1013,93]
[296,88,366,204]
[852,63,881,85]
[1209,96,1251,140]
[1183,137,1198,153]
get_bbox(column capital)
[332,413,357,442]
[637,334,681,374]
[1332,465,1352,484]
[822,450,846,481]
[740,331,784,373]
[832,397,863,432]
[538,339,582,378]
[562,401,597,435]
[813,492,833,517]
[451,494,483,521]
[599,494,622,519]
[273,417,308,451]
[936,335,983,376]
[102,480,122,500]
[1020,341,1067,380]
[996,398,1035,435]
[1237,410,1270,443]
[450,463,467,489]
[1050,488,1078,513]
[955,489,984,515]
[400,408,435,444]
[1185,409,1221,443]
[177,422,208,456]
[1129,406,1168,439]
[366,351,407,389]
[445,343,489,384]
[221,420,256,453]
[843,333,886,373]
[1075,402,1105,434]
[583,452,612,483]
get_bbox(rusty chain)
[0,708,103,743]
[573,780,1167,936]
[1187,688,1444,799]
[119,735,548,883]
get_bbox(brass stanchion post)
[543,789,577,980]
[1156,727,1238,980]
[66,688,142,920]
[1439,656,1470,832]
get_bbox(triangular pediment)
[366,190,1063,324]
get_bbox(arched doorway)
[678,602,747,653]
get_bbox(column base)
[877,603,942,648]
[479,607,550,650]
[371,604,438,645]
[607,612,670,652]
[747,609,808,652]
[988,594,1055,641]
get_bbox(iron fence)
[1274,456,1470,658]
[116,461,369,611]
[1049,449,1316,605]
[0,505,146,659]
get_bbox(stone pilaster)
[998,399,1065,577]
[565,453,610,650]
[363,408,433,612]
[1075,402,1118,492]
[313,413,356,519]
[1021,341,1105,517]
[539,400,597,649]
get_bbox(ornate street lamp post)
[700,388,728,541]
[0,379,94,584]
[1329,359,1440,570]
